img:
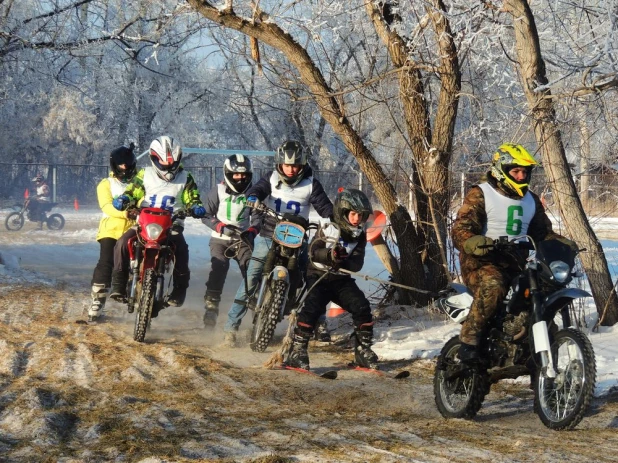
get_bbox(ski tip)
[393,370,410,379]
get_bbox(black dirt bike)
[434,235,596,430]
[248,204,319,352]
[5,198,65,231]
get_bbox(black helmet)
[110,143,137,182]
[333,188,372,240]
[275,140,307,186]
[224,154,253,194]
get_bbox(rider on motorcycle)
[201,153,256,328]
[110,136,206,309]
[284,188,378,370]
[28,174,51,221]
[451,143,577,362]
[88,143,138,321]
[223,140,333,347]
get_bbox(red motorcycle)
[126,207,185,342]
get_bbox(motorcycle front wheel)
[134,268,156,342]
[5,212,24,231]
[434,336,488,419]
[250,279,287,352]
[534,328,596,430]
[46,213,65,230]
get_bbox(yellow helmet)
[490,143,538,196]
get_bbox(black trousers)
[205,238,252,295]
[91,237,117,286]
[297,275,372,330]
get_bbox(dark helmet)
[333,188,372,240]
[110,142,137,182]
[275,140,307,186]
[224,154,253,194]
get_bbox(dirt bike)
[5,198,65,231]
[434,235,596,430]
[125,207,187,342]
[248,204,319,352]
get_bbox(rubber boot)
[284,328,312,370]
[458,342,480,363]
[314,316,331,342]
[88,284,107,321]
[353,324,379,369]
[168,271,190,307]
[109,271,129,302]
[203,290,221,328]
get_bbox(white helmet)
[224,154,253,194]
[149,136,182,181]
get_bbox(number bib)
[478,182,535,239]
[264,171,313,218]
[213,184,249,239]
[139,167,188,212]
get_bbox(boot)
[284,328,311,370]
[167,271,189,307]
[203,291,221,328]
[109,271,129,302]
[223,330,237,348]
[88,284,107,321]
[353,324,379,369]
[458,342,480,363]
[314,317,331,343]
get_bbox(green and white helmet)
[333,188,372,240]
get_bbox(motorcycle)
[434,235,596,430]
[125,207,186,342]
[5,198,65,231]
[248,204,319,352]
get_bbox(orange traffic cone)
[327,302,346,318]
[24,188,29,198]
[74,197,79,211]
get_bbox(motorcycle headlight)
[550,260,570,283]
[145,223,163,240]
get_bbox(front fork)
[528,264,557,379]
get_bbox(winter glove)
[239,227,258,248]
[331,244,349,262]
[126,208,139,220]
[190,205,206,218]
[113,195,130,211]
[246,195,259,208]
[463,235,494,257]
[215,222,240,237]
[555,236,578,253]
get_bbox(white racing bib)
[478,182,535,239]
[212,184,249,240]
[264,171,313,219]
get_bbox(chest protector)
[311,223,359,272]
[139,167,188,211]
[264,171,313,219]
[478,182,535,239]
[212,184,249,240]
[103,176,130,218]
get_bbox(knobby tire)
[134,268,156,342]
[250,280,287,352]
[46,213,65,230]
[5,212,24,231]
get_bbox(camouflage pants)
[459,263,510,345]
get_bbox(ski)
[347,364,410,379]
[273,365,338,379]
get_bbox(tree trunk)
[187,0,432,304]
[504,0,618,325]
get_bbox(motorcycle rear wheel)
[534,328,596,430]
[134,268,156,342]
[46,213,65,230]
[434,336,488,419]
[5,212,24,231]
[250,280,287,352]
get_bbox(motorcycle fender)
[543,288,592,315]
[141,248,158,275]
[270,265,290,283]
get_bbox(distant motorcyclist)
[28,174,51,221]
[110,136,206,310]
[87,143,138,321]
[451,143,577,362]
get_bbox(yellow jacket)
[96,175,135,241]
